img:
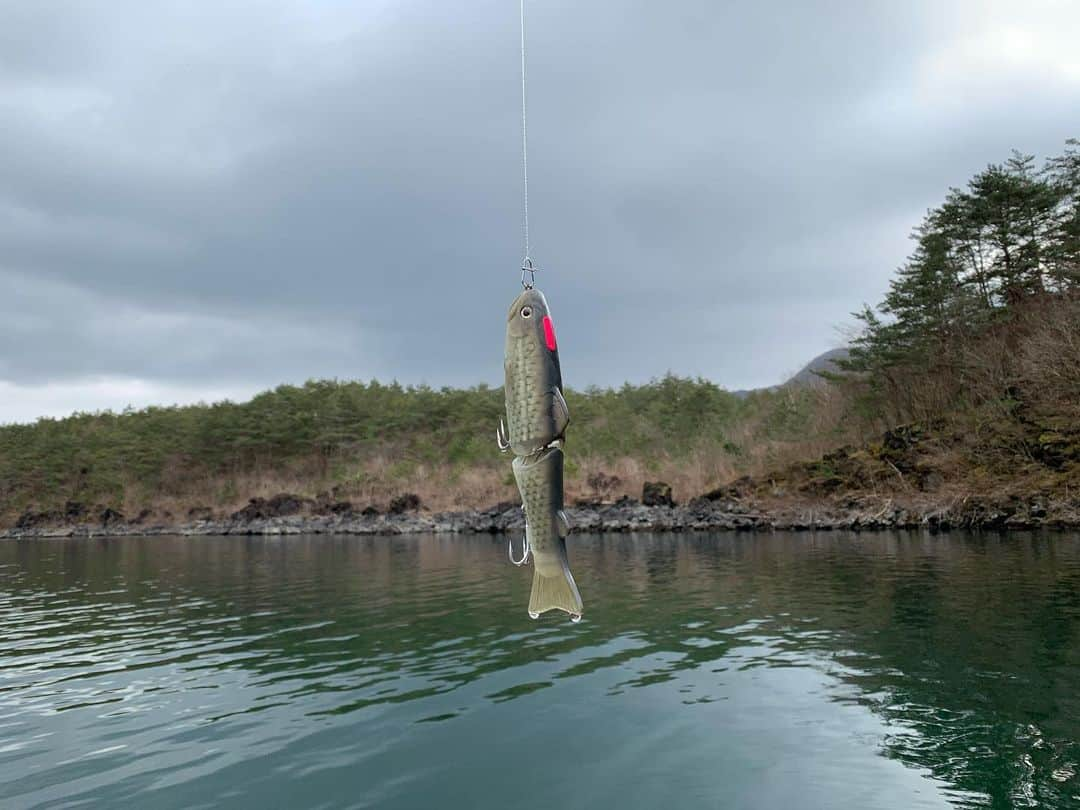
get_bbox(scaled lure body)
[499,287,582,620]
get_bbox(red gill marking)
[542,316,557,351]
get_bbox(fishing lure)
[498,3,580,620]
[498,286,582,621]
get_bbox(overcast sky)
[2,0,1079,423]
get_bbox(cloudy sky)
[2,0,1078,423]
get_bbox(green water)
[2,532,1080,809]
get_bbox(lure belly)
[499,287,582,621]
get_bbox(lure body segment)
[513,447,581,618]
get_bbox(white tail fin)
[528,565,583,619]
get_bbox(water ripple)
[2,531,1080,808]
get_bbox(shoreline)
[4,494,1079,539]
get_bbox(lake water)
[2,532,1080,809]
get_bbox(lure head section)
[506,288,559,354]
[503,286,568,456]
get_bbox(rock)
[5,487,1080,538]
[1033,429,1078,469]
[702,475,754,501]
[642,481,675,507]
[882,424,923,453]
[100,507,124,526]
[388,493,421,514]
[232,498,268,521]
[131,508,154,525]
[878,424,932,474]
[573,498,604,508]
[65,500,87,521]
[266,493,309,517]
[231,493,312,522]
[15,509,57,529]
[311,492,352,516]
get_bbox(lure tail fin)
[529,561,583,620]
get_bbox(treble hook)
[508,530,530,566]
[509,510,530,565]
[521,257,537,289]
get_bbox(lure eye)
[520,306,533,318]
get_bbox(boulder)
[100,507,124,526]
[642,481,675,507]
[266,493,308,517]
[232,498,267,521]
[231,493,312,522]
[312,491,354,516]
[388,493,421,514]
[65,500,88,521]
[15,509,57,529]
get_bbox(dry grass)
[99,388,870,520]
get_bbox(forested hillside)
[759,141,1080,508]
[0,376,842,523]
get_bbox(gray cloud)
[2,0,1079,421]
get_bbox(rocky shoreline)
[3,492,1079,539]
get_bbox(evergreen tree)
[851,141,1073,381]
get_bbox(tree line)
[845,140,1080,418]
[1,375,813,517]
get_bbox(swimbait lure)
[498,287,583,621]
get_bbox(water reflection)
[1,532,1079,808]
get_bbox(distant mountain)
[783,347,850,387]
[731,347,850,397]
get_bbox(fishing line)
[519,0,536,288]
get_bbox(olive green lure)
[498,286,582,622]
